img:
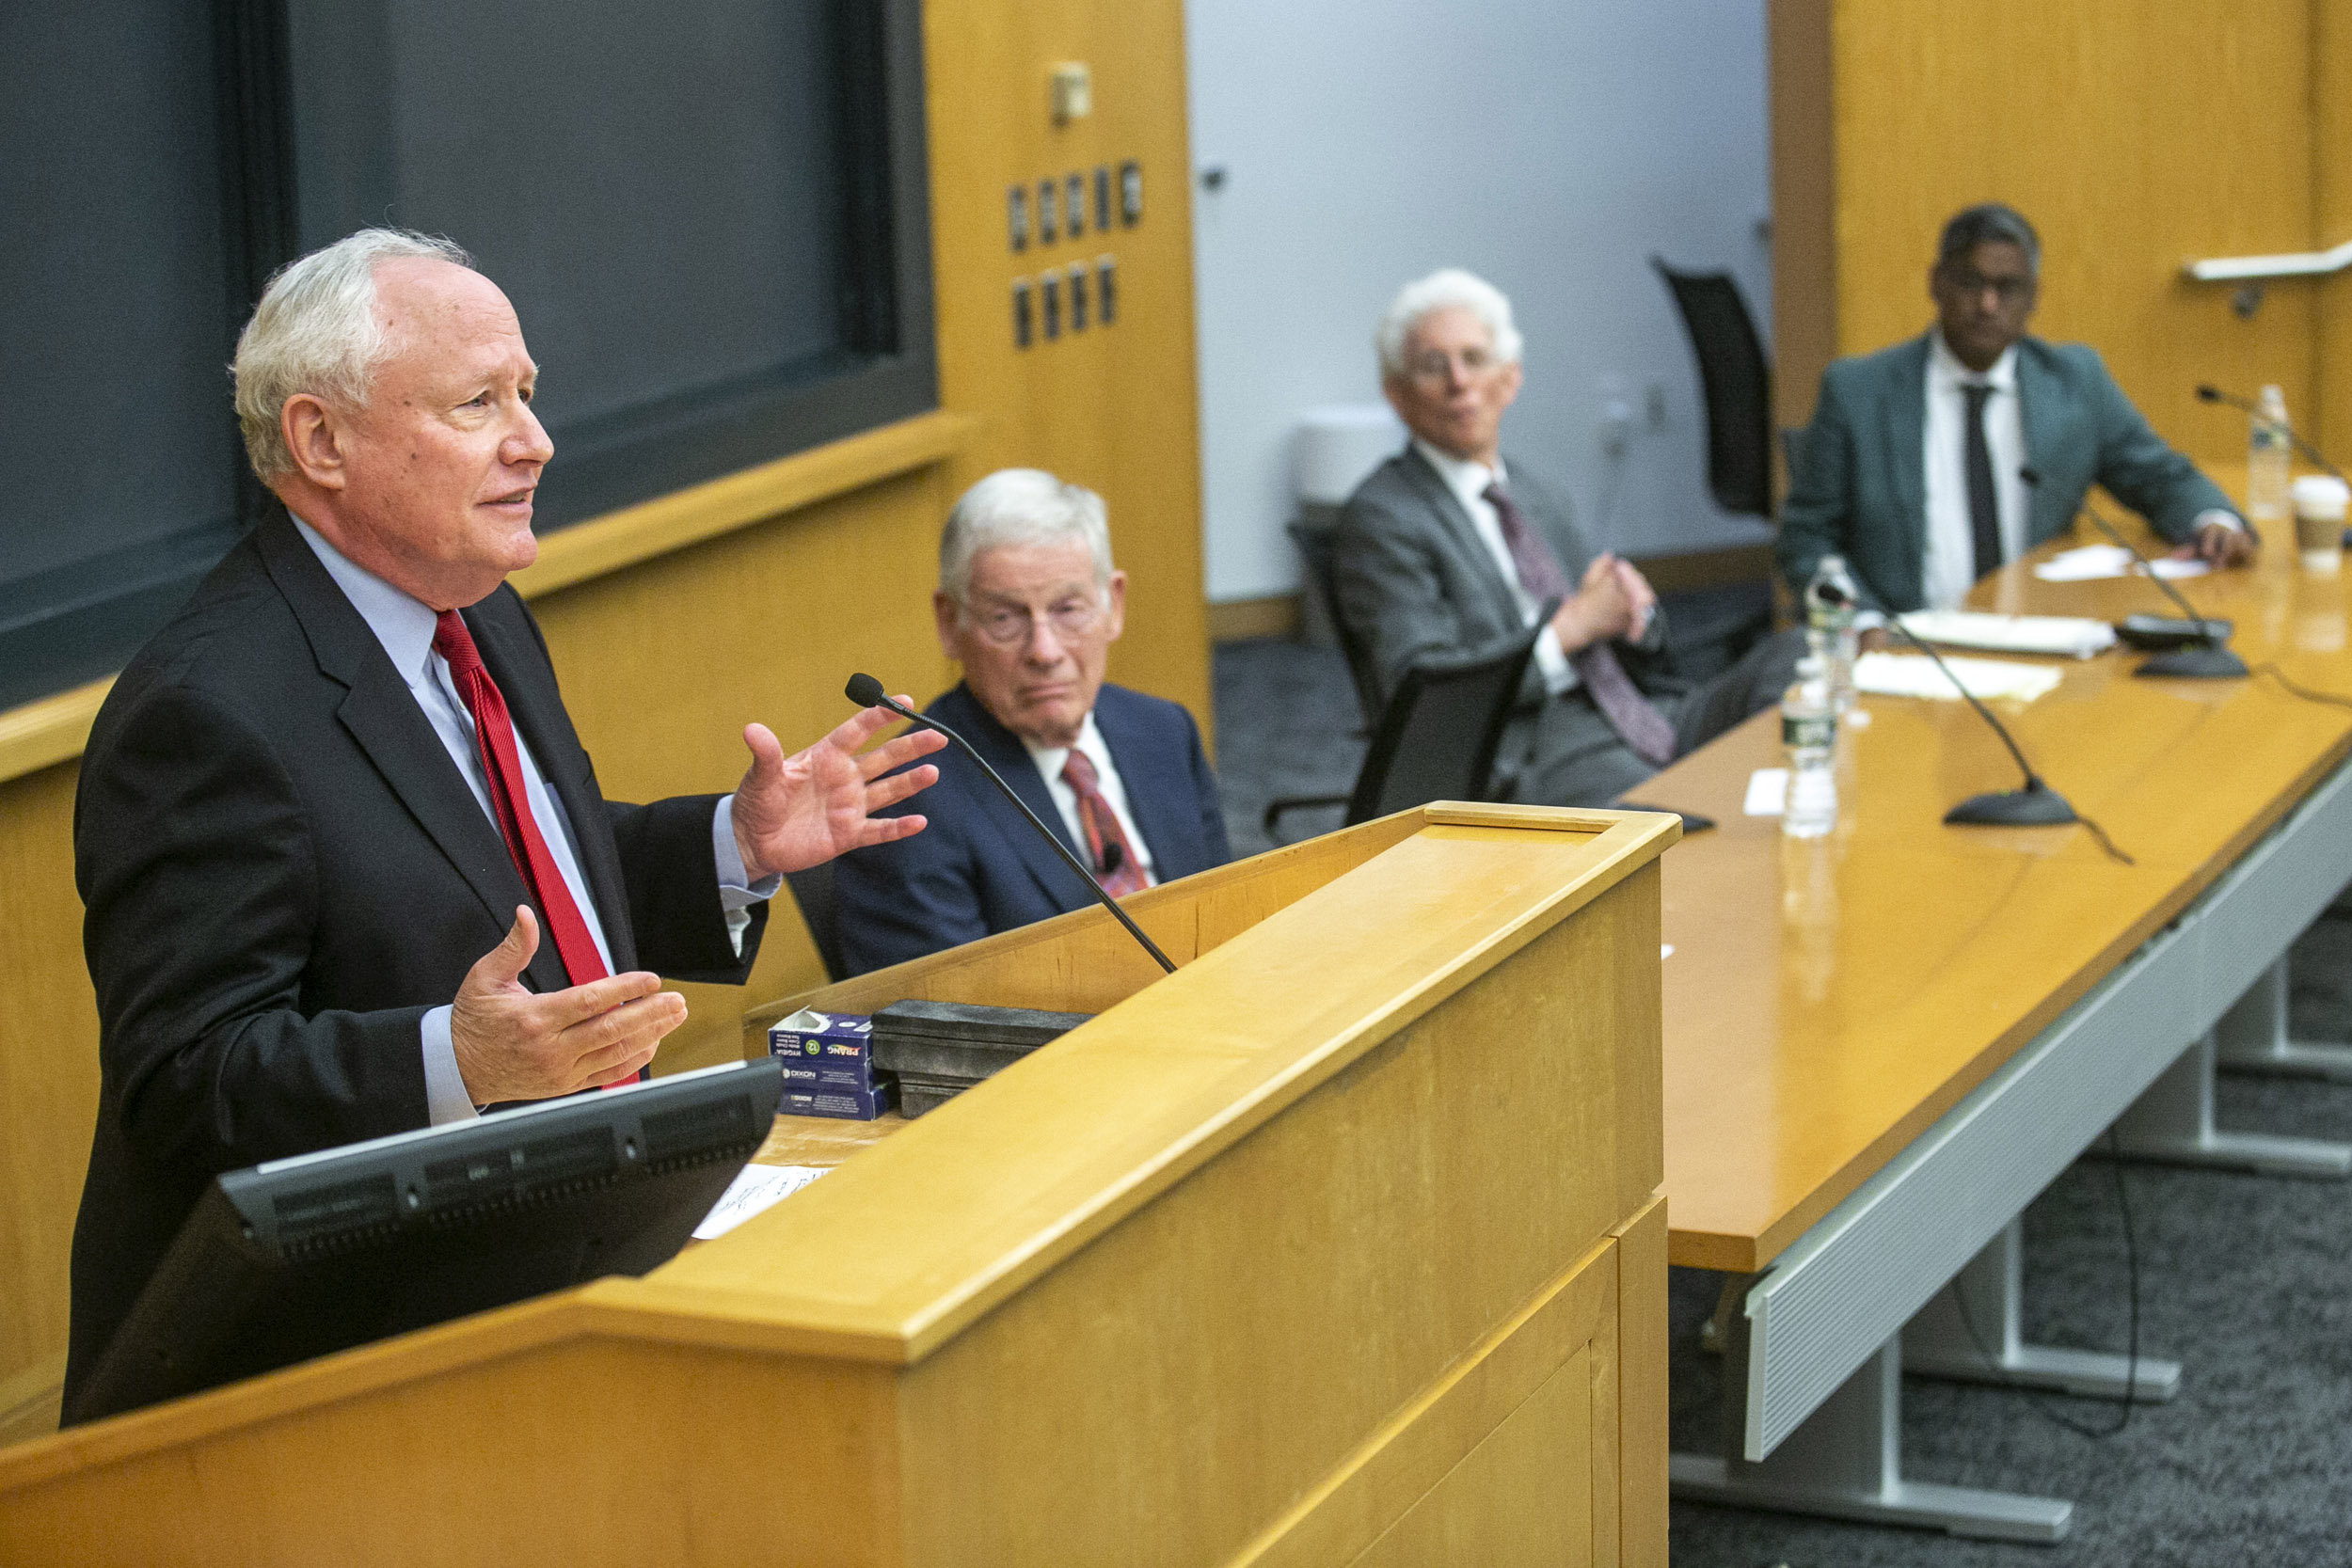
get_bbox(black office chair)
[1651,257,1775,520]
[1262,626,1538,843]
[784,863,849,984]
[1286,516,1386,727]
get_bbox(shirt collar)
[1413,437,1507,512]
[288,513,442,685]
[1024,709,1106,783]
[1929,328,2018,394]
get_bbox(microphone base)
[1945,783,2078,827]
[2134,645,2249,679]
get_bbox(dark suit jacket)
[1333,446,1672,799]
[66,511,764,1406]
[831,681,1230,974]
[1777,332,2240,610]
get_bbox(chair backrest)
[1344,625,1538,823]
[1287,515,1387,726]
[784,863,848,984]
[1651,257,1773,519]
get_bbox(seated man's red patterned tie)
[1059,750,1149,895]
[433,612,629,1082]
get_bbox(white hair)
[1375,267,1524,379]
[938,469,1115,603]
[231,228,475,481]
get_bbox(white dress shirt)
[1919,331,2240,611]
[1920,333,2031,612]
[1412,439,1580,695]
[292,518,774,1125]
[1023,710,1157,885]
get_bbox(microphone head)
[2195,384,2222,403]
[844,673,888,708]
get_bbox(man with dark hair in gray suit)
[1778,202,2253,611]
[1335,268,1804,808]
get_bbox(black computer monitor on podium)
[71,1057,784,1425]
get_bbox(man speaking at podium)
[64,230,946,1406]
[1778,202,2253,611]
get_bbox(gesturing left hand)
[729,702,947,879]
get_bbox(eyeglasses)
[1402,345,1504,388]
[1939,268,2034,305]
[963,594,1106,646]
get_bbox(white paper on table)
[1893,608,2118,658]
[2031,544,2210,584]
[1743,768,1789,816]
[693,1164,829,1240]
[1854,650,2063,704]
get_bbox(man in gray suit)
[1336,269,1804,808]
[1779,203,2253,612]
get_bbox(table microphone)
[843,673,1177,974]
[2195,384,2348,483]
[2022,467,2248,679]
[1813,582,2079,828]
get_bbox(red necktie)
[1060,750,1149,895]
[432,610,612,990]
[1483,481,1677,767]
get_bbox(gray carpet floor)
[1213,633,2352,1567]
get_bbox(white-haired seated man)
[832,469,1232,974]
[1335,268,1804,808]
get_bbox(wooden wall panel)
[2316,0,2352,470]
[1766,0,1836,435]
[923,0,1210,729]
[0,0,1207,1440]
[1779,0,2325,470]
[0,764,95,1435]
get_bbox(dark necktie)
[1963,382,2002,580]
[1060,750,1149,895]
[1484,482,1676,767]
[433,610,612,990]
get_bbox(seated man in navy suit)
[833,469,1231,973]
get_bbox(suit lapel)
[255,515,540,967]
[1092,691,1186,879]
[937,686,1090,908]
[1883,335,1931,580]
[2012,341,2058,543]
[1399,446,1527,629]
[469,595,637,974]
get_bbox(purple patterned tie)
[1484,482,1677,767]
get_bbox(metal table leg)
[2112,1031,2352,1178]
[1901,1218,2179,1401]
[1672,1338,2073,1543]
[2215,956,2352,1083]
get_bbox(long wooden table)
[1650,485,2352,1538]
[0,804,1673,1567]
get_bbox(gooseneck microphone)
[1814,581,2085,831]
[2195,384,2347,482]
[2022,467,2248,680]
[844,674,1177,974]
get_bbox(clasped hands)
[452,702,946,1104]
[1548,552,1658,655]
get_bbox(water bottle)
[1780,655,1837,840]
[1804,555,1861,717]
[2248,385,2293,533]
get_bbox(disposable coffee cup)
[2293,475,2350,575]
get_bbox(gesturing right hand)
[450,906,688,1106]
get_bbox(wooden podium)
[0,804,1671,1568]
